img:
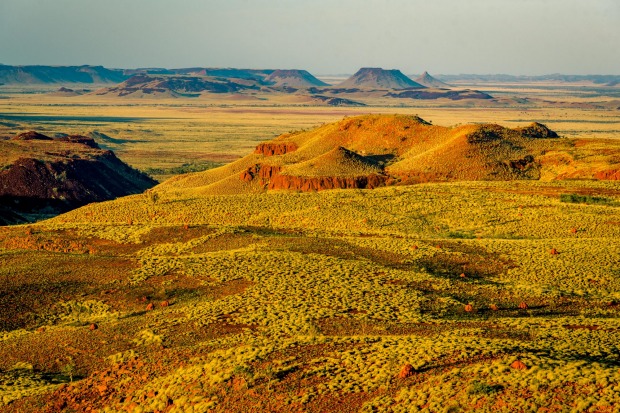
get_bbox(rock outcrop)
[254,142,298,156]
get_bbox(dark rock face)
[0,138,156,222]
[254,142,298,156]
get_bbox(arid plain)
[1,75,620,413]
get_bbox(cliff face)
[239,163,387,191]
[254,142,298,156]
[267,173,388,191]
[0,132,156,222]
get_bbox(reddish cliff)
[254,142,298,156]
[240,163,387,191]
[267,173,387,191]
[594,170,620,180]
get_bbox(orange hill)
[157,114,620,195]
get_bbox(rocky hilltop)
[158,114,620,195]
[337,68,425,89]
[0,132,156,223]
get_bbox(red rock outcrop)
[240,165,283,183]
[593,170,620,180]
[397,364,415,379]
[240,163,387,192]
[254,142,298,156]
[267,173,387,191]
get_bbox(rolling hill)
[158,114,620,195]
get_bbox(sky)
[1,0,619,75]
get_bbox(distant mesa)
[337,68,425,89]
[0,131,156,224]
[93,74,257,98]
[0,64,126,85]
[414,71,452,88]
[388,89,492,101]
[265,69,329,88]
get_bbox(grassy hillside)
[1,179,620,411]
[157,114,620,196]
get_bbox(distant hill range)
[0,131,155,224]
[436,73,620,86]
[157,114,620,195]
[0,65,127,85]
[93,74,258,98]
[1,64,618,87]
[337,68,424,89]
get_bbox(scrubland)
[1,82,620,411]
[1,179,620,412]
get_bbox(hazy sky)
[1,0,618,75]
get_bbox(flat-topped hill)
[0,132,156,222]
[157,114,620,195]
[265,69,329,87]
[93,74,258,98]
[0,64,127,85]
[337,68,425,89]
